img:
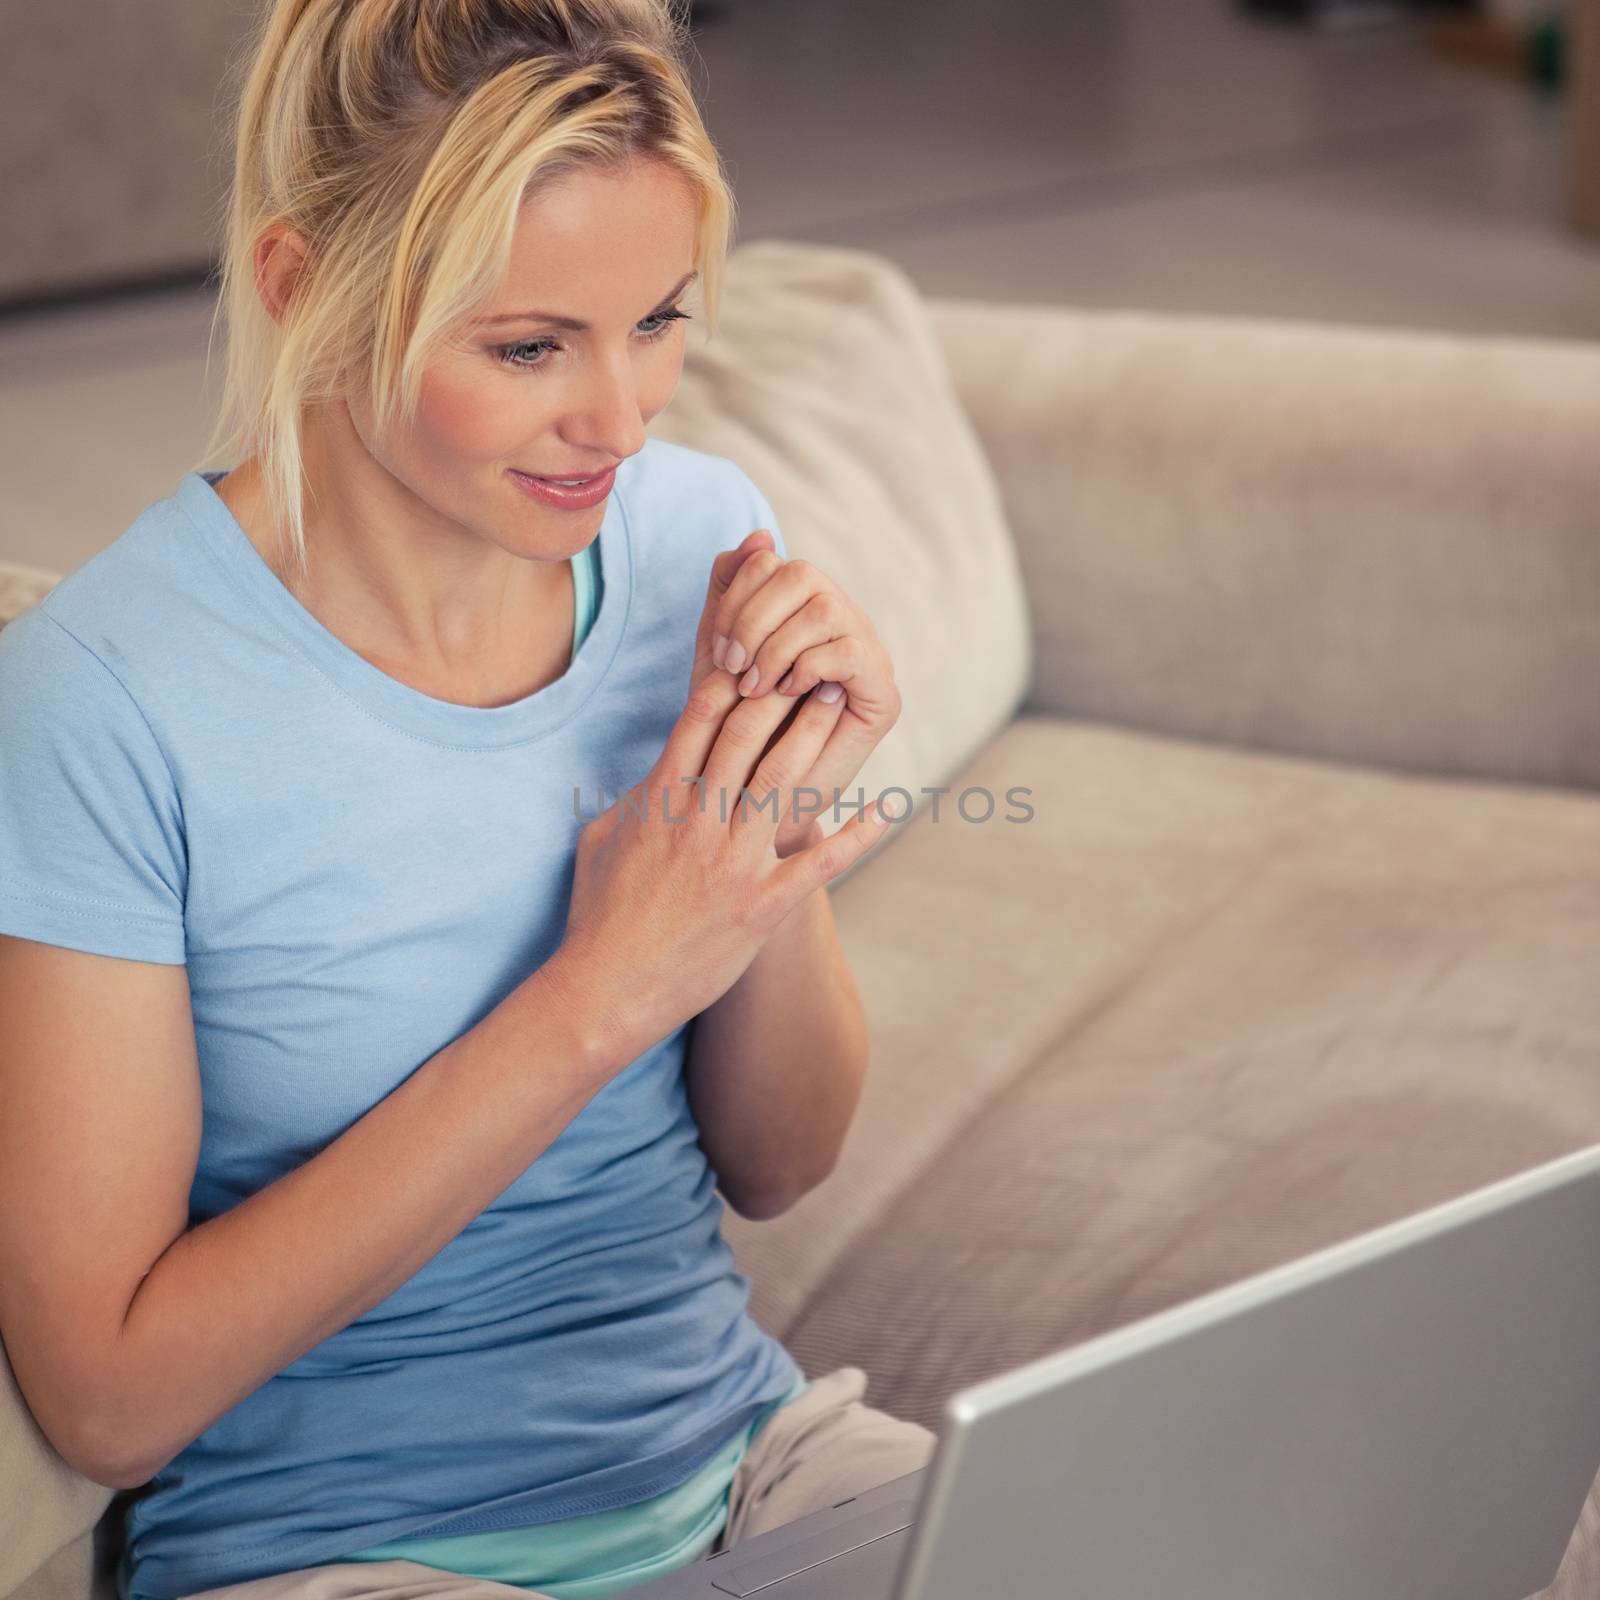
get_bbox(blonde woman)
[0,3,930,1598]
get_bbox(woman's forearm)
[683,883,869,1220]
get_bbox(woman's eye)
[496,306,691,371]
[498,338,557,370]
[637,306,691,339]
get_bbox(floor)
[4,0,1598,575]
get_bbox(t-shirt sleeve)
[0,606,188,964]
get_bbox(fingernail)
[816,680,843,703]
[713,634,727,669]
[738,663,760,696]
[775,669,795,694]
[725,639,748,673]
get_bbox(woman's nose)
[565,348,647,461]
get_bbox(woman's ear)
[252,225,313,326]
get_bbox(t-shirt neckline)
[175,465,632,751]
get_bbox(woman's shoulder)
[0,475,234,784]
[8,475,214,663]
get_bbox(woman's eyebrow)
[483,270,698,330]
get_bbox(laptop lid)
[894,1141,1600,1600]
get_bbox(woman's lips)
[507,465,617,510]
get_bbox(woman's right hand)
[552,548,891,1071]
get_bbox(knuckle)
[810,839,841,881]
[684,683,725,723]
[810,590,843,627]
[753,752,792,793]
[725,698,768,740]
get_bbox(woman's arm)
[684,866,870,1221]
[681,524,896,1220]
[0,935,622,1492]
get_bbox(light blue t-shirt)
[0,439,804,1600]
[339,1372,809,1595]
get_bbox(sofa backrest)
[926,297,1600,795]
[0,564,60,631]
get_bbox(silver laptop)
[637,1141,1600,1600]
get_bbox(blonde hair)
[201,0,734,583]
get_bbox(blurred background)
[1,0,1596,572]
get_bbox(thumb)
[693,528,775,671]
[773,798,890,901]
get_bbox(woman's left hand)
[692,529,901,860]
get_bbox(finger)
[777,693,885,822]
[711,550,807,679]
[729,686,847,851]
[699,671,814,820]
[768,795,893,902]
[649,661,748,810]
[733,591,845,700]
[694,530,773,681]
[661,533,775,795]
[769,638,882,713]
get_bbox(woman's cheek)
[417,359,541,465]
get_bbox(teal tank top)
[339,1375,809,1595]
[337,536,810,1595]
[567,533,603,666]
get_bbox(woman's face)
[351,155,700,557]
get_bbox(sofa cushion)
[0,1350,112,1599]
[647,240,1033,827]
[5,1532,105,1600]
[728,710,1600,1393]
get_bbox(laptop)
[635,1140,1600,1600]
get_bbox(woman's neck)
[211,436,577,710]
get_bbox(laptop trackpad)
[708,1500,918,1597]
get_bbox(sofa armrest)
[925,297,1600,794]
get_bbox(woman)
[0,2,928,1598]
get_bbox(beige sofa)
[4,240,1599,1600]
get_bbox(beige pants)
[182,1366,936,1600]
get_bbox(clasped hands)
[684,529,901,860]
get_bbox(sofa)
[4,238,1599,1600]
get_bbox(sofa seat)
[726,712,1600,1429]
